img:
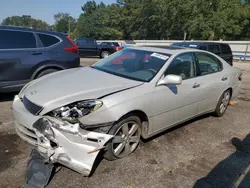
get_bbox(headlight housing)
[49,100,103,123]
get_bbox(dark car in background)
[75,38,122,58]
[98,41,120,47]
[0,26,80,93]
[171,42,233,66]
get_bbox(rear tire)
[104,116,141,161]
[35,68,59,79]
[100,51,110,58]
[213,89,231,117]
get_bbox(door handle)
[31,52,42,55]
[193,83,200,88]
[222,77,228,81]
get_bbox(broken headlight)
[49,100,103,123]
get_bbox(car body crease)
[98,83,144,99]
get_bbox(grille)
[23,96,43,115]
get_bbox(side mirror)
[157,74,182,86]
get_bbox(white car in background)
[13,46,242,176]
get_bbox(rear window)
[112,42,120,46]
[221,44,232,54]
[198,45,207,50]
[100,42,110,46]
[38,34,60,47]
[172,43,189,47]
[208,44,220,55]
[76,38,95,45]
[0,30,36,49]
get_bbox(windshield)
[92,49,171,82]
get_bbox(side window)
[198,45,207,50]
[0,30,36,49]
[221,44,232,54]
[100,42,110,46]
[207,44,220,55]
[195,53,222,76]
[86,38,95,45]
[113,42,119,46]
[165,53,196,80]
[76,38,91,45]
[38,34,60,47]
[76,39,87,45]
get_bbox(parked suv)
[0,26,80,93]
[171,42,233,66]
[75,38,121,58]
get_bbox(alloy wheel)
[102,51,109,58]
[219,91,230,114]
[111,121,140,158]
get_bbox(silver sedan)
[13,46,242,176]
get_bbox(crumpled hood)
[23,67,142,114]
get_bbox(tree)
[74,0,250,40]
[1,15,50,30]
[53,13,76,36]
[75,1,123,39]
[187,0,249,40]
[81,1,97,14]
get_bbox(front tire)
[100,51,110,58]
[104,116,141,161]
[213,89,231,117]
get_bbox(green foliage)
[53,13,76,36]
[187,0,249,40]
[1,0,250,40]
[75,2,123,39]
[74,0,250,40]
[1,15,50,30]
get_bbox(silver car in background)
[13,46,242,176]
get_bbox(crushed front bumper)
[13,96,113,176]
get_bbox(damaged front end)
[13,96,114,176]
[32,117,114,176]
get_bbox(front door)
[152,52,200,132]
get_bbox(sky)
[0,0,117,24]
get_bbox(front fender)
[79,95,154,134]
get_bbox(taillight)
[114,46,122,51]
[64,36,78,54]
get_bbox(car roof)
[76,37,95,40]
[128,46,202,55]
[172,41,227,46]
[0,25,66,36]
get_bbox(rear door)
[194,52,227,114]
[220,44,233,65]
[76,38,98,57]
[0,29,41,89]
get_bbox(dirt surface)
[0,61,250,188]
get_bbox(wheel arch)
[116,110,150,138]
[228,87,233,96]
[31,64,64,79]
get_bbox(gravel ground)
[0,61,250,188]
